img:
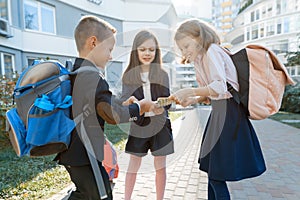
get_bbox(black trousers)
[208,179,230,200]
[65,163,113,200]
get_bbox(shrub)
[281,78,300,113]
[0,73,18,136]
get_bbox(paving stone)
[49,108,300,200]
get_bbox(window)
[266,21,275,36]
[0,52,15,79]
[267,4,273,17]
[260,23,265,38]
[252,25,259,39]
[255,10,260,20]
[24,0,56,34]
[281,0,287,13]
[261,6,266,18]
[277,19,282,34]
[0,0,8,20]
[276,0,281,14]
[290,67,296,76]
[27,58,36,66]
[295,14,300,31]
[284,17,290,33]
[246,27,250,41]
[251,11,255,22]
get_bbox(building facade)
[225,0,300,77]
[173,63,197,90]
[0,0,178,91]
[212,0,241,46]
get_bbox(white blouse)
[140,72,155,117]
[194,43,239,100]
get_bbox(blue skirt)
[199,98,266,181]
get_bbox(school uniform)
[55,58,141,200]
[194,44,266,198]
[122,70,174,157]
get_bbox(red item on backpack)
[103,138,119,180]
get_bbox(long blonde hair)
[174,18,220,52]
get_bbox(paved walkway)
[50,106,300,200]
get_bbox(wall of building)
[0,0,178,88]
[224,0,300,77]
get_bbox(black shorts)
[125,119,174,157]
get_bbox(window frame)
[0,0,11,23]
[23,0,56,34]
[0,52,15,78]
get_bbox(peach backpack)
[226,45,295,120]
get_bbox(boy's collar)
[74,58,105,78]
[74,58,95,70]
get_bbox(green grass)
[0,122,131,200]
[104,122,130,151]
[169,111,183,121]
[268,111,300,129]
[0,139,70,200]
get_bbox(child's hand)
[139,99,159,115]
[169,88,196,107]
[169,88,196,105]
[122,96,138,106]
[151,106,165,115]
[179,97,197,107]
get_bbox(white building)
[225,0,300,77]
[212,0,241,46]
[173,63,197,90]
[0,0,178,90]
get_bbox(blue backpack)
[6,60,74,157]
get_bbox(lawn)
[0,121,133,200]
[269,111,300,129]
[0,137,71,199]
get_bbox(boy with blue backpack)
[54,15,159,199]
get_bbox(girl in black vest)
[122,30,174,200]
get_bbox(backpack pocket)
[6,108,29,157]
[26,106,75,156]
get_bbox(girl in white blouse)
[171,19,266,200]
[122,30,174,200]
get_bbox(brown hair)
[122,30,164,85]
[74,15,116,52]
[174,18,220,52]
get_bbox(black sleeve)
[161,72,172,110]
[120,82,133,102]
[95,78,140,124]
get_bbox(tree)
[282,34,300,113]
[285,34,300,66]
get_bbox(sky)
[171,0,212,19]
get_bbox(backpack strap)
[73,106,108,199]
[226,82,240,105]
[226,82,241,140]
[72,66,109,199]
